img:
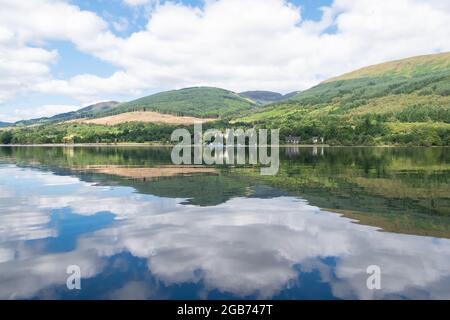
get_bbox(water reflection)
[0,163,449,299]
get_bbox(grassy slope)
[324,52,450,82]
[74,111,215,126]
[237,52,450,145]
[102,87,257,119]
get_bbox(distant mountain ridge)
[5,88,294,126]
[14,101,120,126]
[239,91,301,105]
[239,91,284,105]
[0,122,11,128]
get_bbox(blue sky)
[0,0,448,122]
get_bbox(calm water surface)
[0,146,449,299]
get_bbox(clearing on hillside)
[70,111,216,126]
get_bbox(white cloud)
[0,0,450,118]
[2,104,80,122]
[0,0,117,105]
[112,17,130,33]
[33,71,143,102]
[0,44,57,102]
[123,0,152,6]
[39,0,450,95]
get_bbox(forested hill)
[100,87,258,118]
[237,52,450,145]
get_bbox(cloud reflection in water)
[0,165,449,300]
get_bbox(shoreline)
[0,143,447,148]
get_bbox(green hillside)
[102,87,257,118]
[324,52,450,82]
[237,52,450,146]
